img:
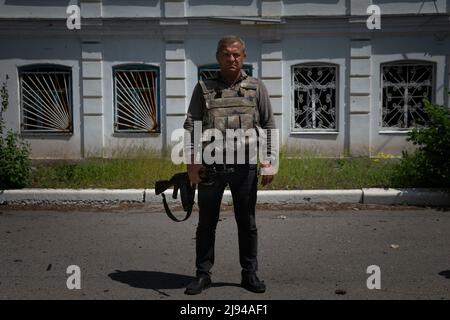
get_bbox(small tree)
[392,99,450,188]
[0,76,32,189]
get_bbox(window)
[198,64,253,81]
[113,65,160,133]
[19,65,73,133]
[292,63,338,131]
[381,61,434,129]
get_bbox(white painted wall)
[102,0,161,18]
[101,36,165,157]
[282,0,347,16]
[1,1,449,159]
[370,35,448,156]
[0,36,82,159]
[186,0,259,17]
[281,36,349,156]
[372,0,448,14]
[1,0,449,19]
[0,0,78,18]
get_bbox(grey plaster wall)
[0,1,449,158]
[0,36,82,159]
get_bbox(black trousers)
[195,164,258,277]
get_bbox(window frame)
[112,64,161,134]
[379,60,436,131]
[290,62,339,133]
[18,64,73,135]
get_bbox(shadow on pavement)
[211,282,242,288]
[438,270,450,279]
[108,270,194,296]
[108,270,242,296]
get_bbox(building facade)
[0,0,449,159]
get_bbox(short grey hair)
[216,35,246,54]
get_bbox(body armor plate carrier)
[199,77,262,163]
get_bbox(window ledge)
[290,131,339,135]
[112,131,161,138]
[21,131,73,137]
[379,130,411,134]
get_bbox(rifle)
[155,172,196,222]
[155,167,234,222]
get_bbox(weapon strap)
[160,184,196,222]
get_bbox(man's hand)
[187,163,203,185]
[261,174,274,186]
[259,163,275,186]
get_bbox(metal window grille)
[19,65,72,133]
[292,64,337,131]
[114,66,159,133]
[198,64,253,81]
[381,62,434,129]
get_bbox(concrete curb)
[255,190,363,204]
[1,188,449,206]
[145,189,362,204]
[362,188,450,207]
[0,189,144,203]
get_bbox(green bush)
[0,77,32,189]
[392,99,450,188]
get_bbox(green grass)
[30,157,184,189]
[29,156,399,189]
[268,157,396,190]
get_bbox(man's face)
[216,41,246,74]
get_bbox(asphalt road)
[1,203,449,300]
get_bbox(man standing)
[183,35,277,295]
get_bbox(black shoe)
[184,276,212,295]
[241,273,266,293]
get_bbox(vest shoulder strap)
[198,79,218,95]
[240,77,260,90]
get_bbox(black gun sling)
[160,184,196,222]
